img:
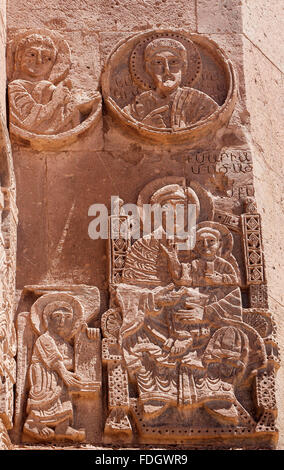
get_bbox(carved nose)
[163,60,170,75]
[36,52,43,64]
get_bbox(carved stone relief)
[13,285,102,444]
[102,29,237,143]
[102,178,278,447]
[7,29,102,150]
[0,21,279,451]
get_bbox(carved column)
[0,0,18,449]
[0,12,17,452]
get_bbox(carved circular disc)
[101,308,122,340]
[9,96,102,151]
[102,29,237,143]
[30,292,84,337]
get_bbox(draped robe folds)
[117,232,266,411]
[8,79,80,135]
[123,87,219,129]
[179,256,239,288]
[26,332,73,426]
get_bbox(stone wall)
[242,0,284,450]
[1,0,283,449]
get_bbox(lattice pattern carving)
[108,215,131,285]
[249,284,268,309]
[241,213,265,284]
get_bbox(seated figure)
[163,226,239,287]
[110,184,265,424]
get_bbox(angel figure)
[8,31,100,138]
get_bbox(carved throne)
[102,179,279,448]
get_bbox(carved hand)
[204,272,223,285]
[170,338,193,356]
[160,239,178,257]
[160,241,181,279]
[86,327,101,340]
[142,105,169,127]
[53,82,72,105]
[62,370,83,389]
[77,93,100,114]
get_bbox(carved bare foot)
[24,419,55,441]
[54,424,86,442]
[65,426,86,442]
[170,338,193,356]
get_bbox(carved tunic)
[123,87,219,129]
[26,332,73,425]
[181,256,239,286]
[8,80,79,135]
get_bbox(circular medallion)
[102,29,237,144]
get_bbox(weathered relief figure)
[103,30,236,142]
[105,183,266,430]
[161,225,239,288]
[23,296,93,442]
[8,30,101,146]
[124,38,219,130]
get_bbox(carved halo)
[7,29,71,84]
[30,292,84,338]
[129,31,202,91]
[136,177,215,225]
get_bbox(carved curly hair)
[15,33,57,69]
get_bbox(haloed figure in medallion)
[124,38,219,129]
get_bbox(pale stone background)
[2,0,284,448]
[241,0,284,450]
